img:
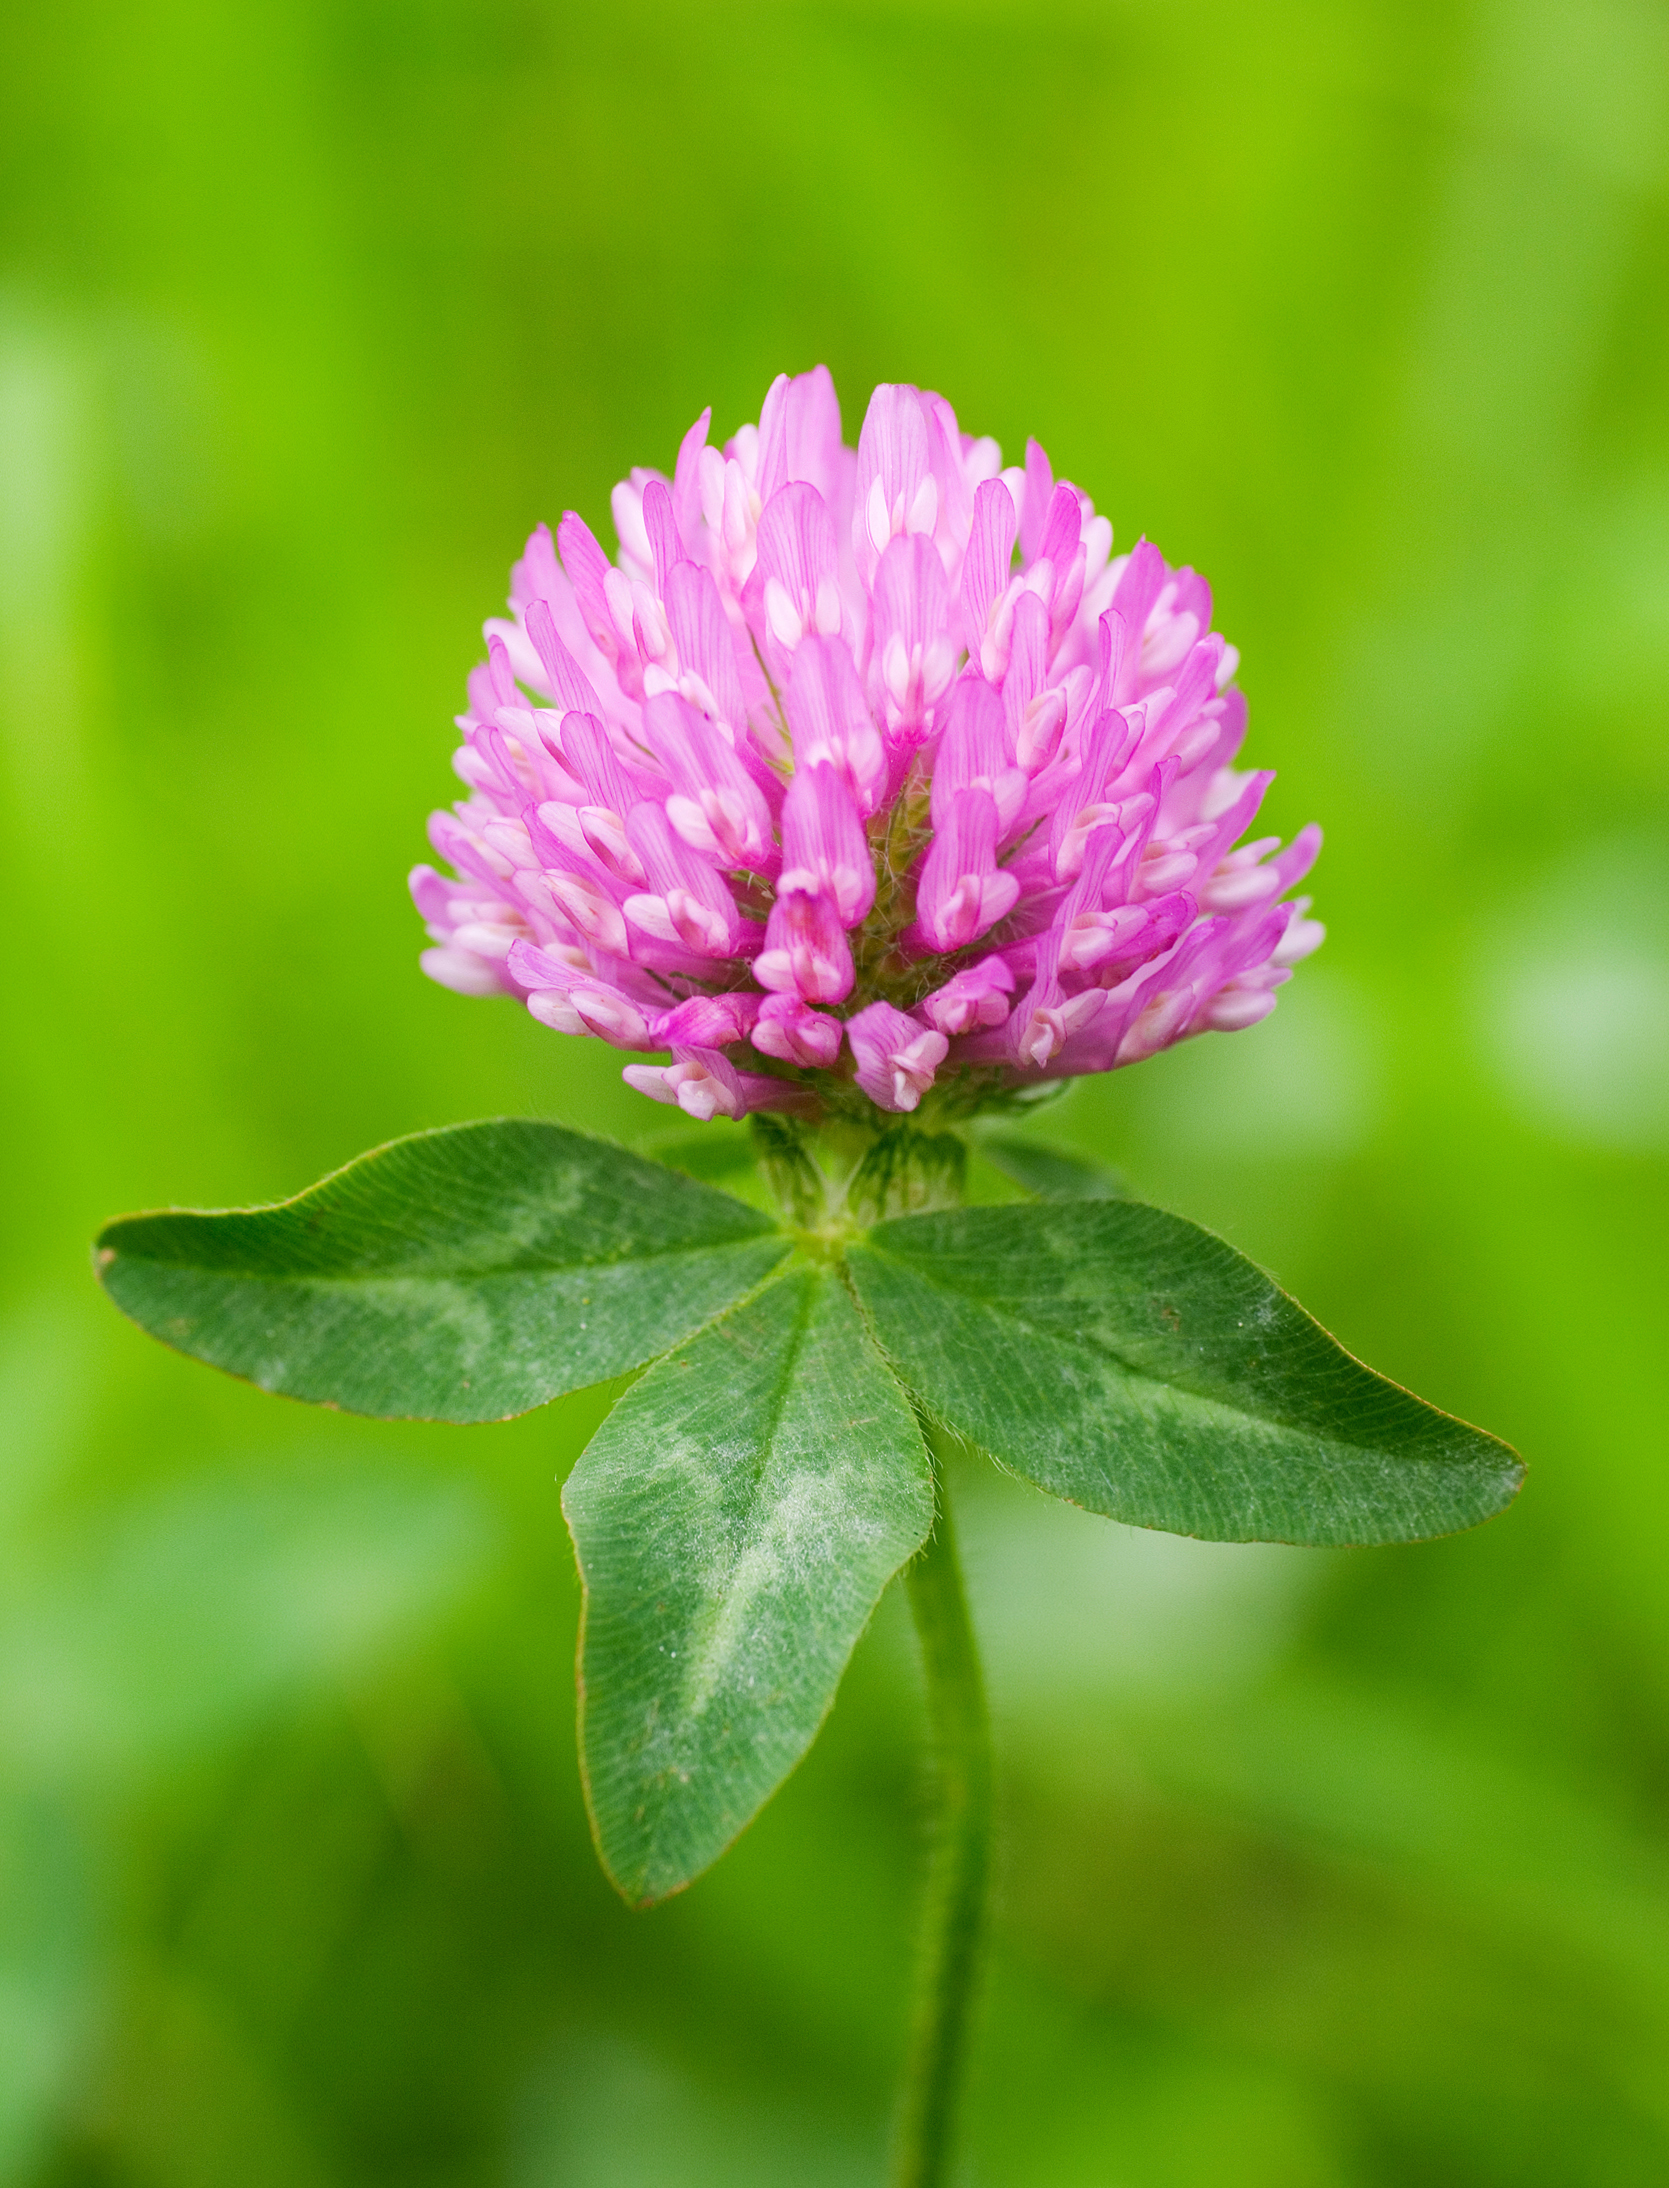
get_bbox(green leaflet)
[847,1200,1523,1546]
[94,1121,789,1422]
[565,1263,933,1904]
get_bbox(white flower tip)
[765,577,804,650]
[527,988,586,1035]
[676,1081,726,1121]
[865,477,892,558]
[421,946,506,999]
[622,1064,677,1105]
[1273,914,1326,968]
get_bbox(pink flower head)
[415,371,1323,1124]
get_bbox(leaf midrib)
[106,1230,792,1289]
[661,1264,820,1731]
[633,1264,918,1890]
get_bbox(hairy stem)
[894,1451,994,2188]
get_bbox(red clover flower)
[412,369,1323,1124]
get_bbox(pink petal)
[622,1047,801,1122]
[783,634,888,816]
[919,956,1016,1036]
[1107,541,1168,700]
[960,477,1018,661]
[663,561,748,731]
[1047,709,1145,881]
[640,477,684,598]
[870,533,956,748]
[506,939,658,1048]
[846,1001,949,1114]
[745,481,842,671]
[752,993,844,1068]
[420,944,510,998]
[910,787,1019,954]
[998,927,1112,1071]
[508,522,564,620]
[641,690,777,875]
[755,889,855,1004]
[1020,439,1054,565]
[755,365,845,507]
[558,710,646,818]
[777,762,875,928]
[930,676,1025,835]
[671,407,712,548]
[653,991,762,1047]
[557,512,622,665]
[523,599,606,718]
[622,802,743,958]
[855,383,933,580]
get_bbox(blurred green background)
[4,0,1667,2180]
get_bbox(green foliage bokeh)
[3,1,1667,2181]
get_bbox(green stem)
[894,1450,994,2188]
